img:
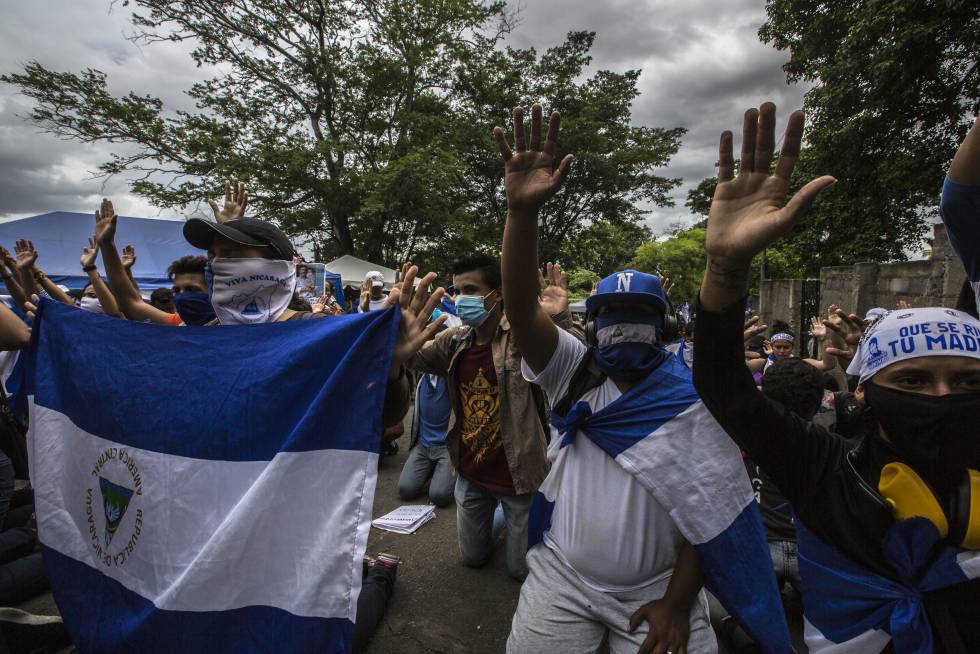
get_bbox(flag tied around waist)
[540,354,793,653]
[25,299,399,654]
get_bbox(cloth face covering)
[79,297,104,315]
[207,258,296,325]
[173,292,217,326]
[864,380,980,474]
[847,307,980,383]
[455,291,497,327]
[593,310,668,381]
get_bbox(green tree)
[3,4,683,271]
[565,267,600,300]
[630,227,707,303]
[760,0,980,266]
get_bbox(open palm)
[706,104,836,266]
[94,198,118,246]
[386,263,448,369]
[494,105,573,215]
[81,237,99,268]
[13,239,38,271]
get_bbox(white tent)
[570,299,588,314]
[324,254,398,288]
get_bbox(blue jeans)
[397,444,455,507]
[0,451,47,604]
[769,539,800,591]
[454,476,532,581]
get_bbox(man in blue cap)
[492,104,791,654]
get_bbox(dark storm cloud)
[0,0,810,232]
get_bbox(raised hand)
[661,275,675,298]
[494,104,574,216]
[743,315,768,343]
[0,247,17,271]
[121,245,137,269]
[706,103,836,268]
[208,180,248,223]
[311,293,329,315]
[81,237,99,269]
[809,315,827,340]
[13,239,38,271]
[896,299,912,310]
[94,198,118,246]
[538,262,568,317]
[385,264,448,370]
[823,309,868,366]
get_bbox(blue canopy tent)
[0,212,196,290]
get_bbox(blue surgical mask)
[173,292,217,326]
[455,291,497,327]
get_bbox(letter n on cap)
[616,272,633,293]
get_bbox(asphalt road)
[363,425,522,654]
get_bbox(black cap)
[183,218,296,261]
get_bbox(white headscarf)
[846,307,980,384]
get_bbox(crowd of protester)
[0,99,978,654]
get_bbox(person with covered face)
[694,101,980,652]
[495,103,797,654]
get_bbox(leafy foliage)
[760,0,980,266]
[2,2,682,274]
[630,227,707,303]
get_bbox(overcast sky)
[0,0,809,233]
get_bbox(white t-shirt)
[358,298,388,313]
[522,329,683,592]
[666,339,694,369]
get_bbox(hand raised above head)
[13,239,38,271]
[94,198,118,246]
[121,244,137,269]
[705,103,836,268]
[81,237,99,269]
[208,180,248,224]
[386,264,447,371]
[494,104,573,216]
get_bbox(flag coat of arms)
[25,299,398,653]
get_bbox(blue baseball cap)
[585,269,667,313]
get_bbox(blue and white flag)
[799,518,980,654]
[539,354,792,653]
[26,299,399,653]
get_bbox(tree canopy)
[760,0,980,269]
[2,1,682,275]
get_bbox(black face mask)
[864,379,980,475]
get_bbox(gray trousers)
[397,444,455,507]
[508,545,717,654]
[454,475,532,581]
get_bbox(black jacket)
[693,298,979,650]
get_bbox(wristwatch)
[82,264,97,273]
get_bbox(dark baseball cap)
[183,218,296,261]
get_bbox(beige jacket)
[411,310,581,495]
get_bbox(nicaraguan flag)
[798,519,980,654]
[537,353,792,653]
[25,299,398,653]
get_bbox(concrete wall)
[757,278,805,339]
[757,223,966,338]
[818,223,964,316]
